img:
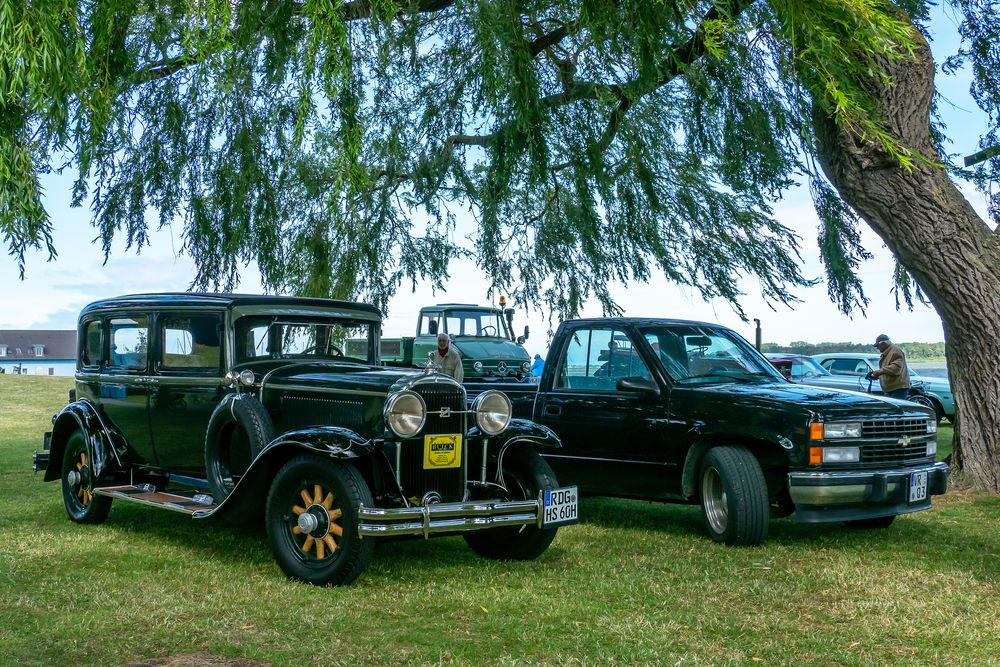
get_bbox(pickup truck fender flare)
[196,426,376,520]
[44,400,119,483]
[680,435,792,502]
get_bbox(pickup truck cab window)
[640,324,778,383]
[556,328,649,391]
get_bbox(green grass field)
[1,376,996,666]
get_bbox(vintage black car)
[34,294,578,585]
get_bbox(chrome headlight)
[822,422,862,439]
[926,440,937,457]
[822,446,860,463]
[521,361,530,373]
[472,390,512,436]
[473,361,483,372]
[384,391,426,438]
[926,420,937,434]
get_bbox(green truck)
[348,301,532,380]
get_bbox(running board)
[93,485,217,515]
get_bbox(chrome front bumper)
[787,461,949,523]
[358,496,544,538]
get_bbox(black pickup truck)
[467,317,949,546]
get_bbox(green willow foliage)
[1,0,996,317]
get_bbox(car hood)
[686,380,933,420]
[453,339,529,360]
[259,362,425,395]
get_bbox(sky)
[1,4,993,360]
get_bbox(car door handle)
[542,404,562,416]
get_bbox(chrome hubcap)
[702,467,728,533]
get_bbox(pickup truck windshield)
[235,317,375,363]
[641,325,782,383]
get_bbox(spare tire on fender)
[205,394,274,503]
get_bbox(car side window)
[81,320,102,369]
[108,316,149,371]
[555,329,649,391]
[419,312,441,336]
[828,359,861,375]
[161,315,222,371]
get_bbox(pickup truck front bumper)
[788,461,949,523]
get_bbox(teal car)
[812,353,955,423]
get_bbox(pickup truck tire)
[265,455,374,586]
[699,446,768,546]
[464,451,559,561]
[61,430,112,524]
[205,395,274,503]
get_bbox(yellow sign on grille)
[423,434,462,469]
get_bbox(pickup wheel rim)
[701,466,728,534]
[288,483,343,562]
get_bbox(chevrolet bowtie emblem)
[440,407,451,418]
[898,436,911,446]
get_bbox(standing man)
[530,353,545,378]
[871,334,910,400]
[430,331,463,381]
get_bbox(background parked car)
[812,353,955,423]
[765,353,863,392]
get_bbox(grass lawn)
[1,376,996,666]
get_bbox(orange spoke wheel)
[265,455,374,586]
[61,430,112,525]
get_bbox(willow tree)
[2,0,998,489]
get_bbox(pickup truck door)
[536,326,678,498]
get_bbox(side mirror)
[523,325,530,341]
[616,377,659,395]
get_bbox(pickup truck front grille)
[397,383,467,503]
[861,442,931,465]
[861,418,928,439]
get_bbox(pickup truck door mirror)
[615,376,660,395]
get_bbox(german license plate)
[909,471,928,503]
[423,434,462,469]
[542,486,578,527]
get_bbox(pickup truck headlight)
[811,421,862,439]
[822,446,861,463]
[926,420,937,434]
[384,391,426,438]
[927,440,937,457]
[472,390,512,436]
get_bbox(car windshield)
[641,324,783,383]
[235,316,375,363]
[443,309,510,338]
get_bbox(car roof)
[79,293,382,317]
[564,317,734,329]
[812,353,879,360]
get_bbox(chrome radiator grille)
[860,442,931,465]
[397,383,467,503]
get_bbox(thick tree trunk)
[814,16,1000,492]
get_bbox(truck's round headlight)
[473,390,512,436]
[385,391,426,438]
[473,361,483,372]
[521,361,530,373]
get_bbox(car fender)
[195,426,377,520]
[679,428,794,502]
[464,418,562,456]
[44,400,119,483]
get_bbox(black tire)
[844,515,896,529]
[205,395,274,502]
[907,393,939,423]
[61,431,112,524]
[464,449,560,561]
[699,446,769,546]
[265,455,374,586]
